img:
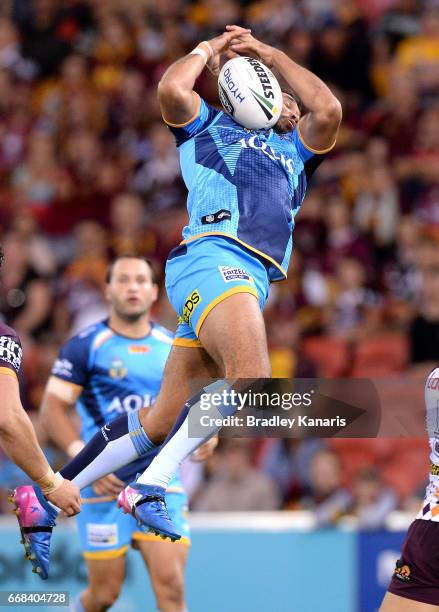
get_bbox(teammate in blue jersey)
[14,25,342,566]
[37,255,214,611]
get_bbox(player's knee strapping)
[59,411,155,489]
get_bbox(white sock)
[66,434,139,489]
[59,411,153,489]
[137,381,233,488]
[137,419,210,488]
[48,432,138,511]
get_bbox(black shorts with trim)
[388,519,439,606]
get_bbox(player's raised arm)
[157,28,249,125]
[228,26,342,151]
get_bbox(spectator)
[0,231,52,342]
[258,438,326,505]
[11,129,63,213]
[0,16,36,80]
[353,167,399,248]
[308,13,374,102]
[383,215,422,305]
[92,13,136,92]
[293,189,326,267]
[349,466,397,529]
[41,54,106,139]
[299,449,351,526]
[410,262,439,363]
[327,257,381,340]
[108,192,158,258]
[367,71,419,159]
[54,220,109,337]
[323,195,374,277]
[107,68,149,137]
[395,7,439,96]
[131,121,184,212]
[18,0,74,78]
[194,440,281,511]
[9,211,56,276]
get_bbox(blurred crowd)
[0,0,438,525]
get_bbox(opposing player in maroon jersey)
[380,367,439,611]
[0,247,80,577]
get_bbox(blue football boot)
[118,482,181,542]
[9,485,58,580]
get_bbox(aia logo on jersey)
[239,135,296,175]
[129,345,150,354]
[109,358,127,380]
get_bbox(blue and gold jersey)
[51,320,182,488]
[168,95,331,281]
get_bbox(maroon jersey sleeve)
[0,322,22,377]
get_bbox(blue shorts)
[76,487,191,559]
[166,236,270,346]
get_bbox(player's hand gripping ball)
[218,56,282,130]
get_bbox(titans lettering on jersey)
[0,322,22,376]
[51,320,180,485]
[168,95,329,281]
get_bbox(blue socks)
[128,409,154,454]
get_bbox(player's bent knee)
[155,567,185,608]
[89,583,122,611]
[140,404,175,440]
[89,593,119,611]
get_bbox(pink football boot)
[9,485,58,580]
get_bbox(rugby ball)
[218,56,282,130]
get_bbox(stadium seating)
[302,337,350,378]
[351,334,409,377]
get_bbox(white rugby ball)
[218,56,282,130]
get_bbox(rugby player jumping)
[13,25,341,577]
